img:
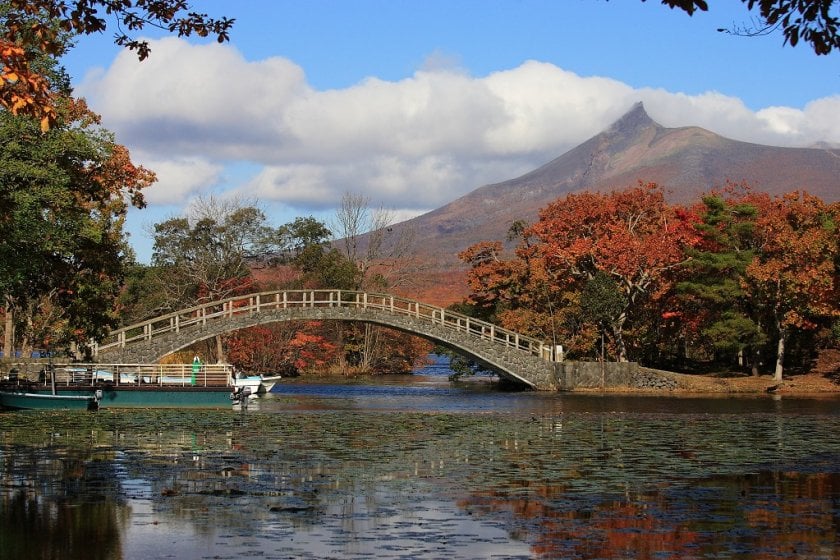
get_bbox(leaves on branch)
[2,0,233,127]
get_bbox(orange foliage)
[743,191,838,330]
[528,183,697,293]
[0,39,55,130]
[224,321,337,375]
[2,0,233,128]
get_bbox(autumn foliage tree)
[742,191,839,380]
[0,85,154,356]
[525,183,697,361]
[224,322,336,376]
[461,182,838,378]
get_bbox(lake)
[2,366,839,559]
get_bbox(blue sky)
[59,1,840,262]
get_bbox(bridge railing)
[94,290,562,362]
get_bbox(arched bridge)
[94,290,564,390]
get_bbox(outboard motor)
[240,386,252,409]
[232,385,252,409]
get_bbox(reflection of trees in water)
[4,409,839,558]
[0,492,128,560]
[0,445,129,560]
[455,470,840,559]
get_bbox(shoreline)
[626,367,840,396]
[286,368,840,396]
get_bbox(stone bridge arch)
[94,290,563,390]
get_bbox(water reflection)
[1,385,839,559]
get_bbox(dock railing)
[42,363,234,388]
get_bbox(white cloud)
[138,156,224,205]
[78,38,840,222]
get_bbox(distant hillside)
[397,102,840,271]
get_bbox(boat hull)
[233,375,282,394]
[259,375,282,393]
[44,386,233,409]
[0,390,98,411]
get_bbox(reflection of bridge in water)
[94,289,563,390]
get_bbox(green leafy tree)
[580,271,627,359]
[151,197,274,306]
[677,194,766,372]
[150,197,276,361]
[0,90,153,356]
[276,216,333,263]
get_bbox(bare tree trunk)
[612,313,628,362]
[360,323,381,372]
[774,328,786,382]
[3,297,14,359]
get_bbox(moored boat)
[3,363,236,409]
[233,373,281,394]
[0,389,99,411]
[259,375,282,393]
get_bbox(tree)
[527,183,696,361]
[676,193,766,372]
[652,0,840,55]
[150,197,275,361]
[580,271,627,361]
[331,192,419,372]
[151,197,274,304]
[742,191,838,380]
[332,192,416,291]
[1,0,233,127]
[224,321,337,376]
[274,216,333,264]
[0,92,154,356]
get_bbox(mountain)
[398,102,840,269]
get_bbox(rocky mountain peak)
[604,101,660,138]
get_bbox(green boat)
[4,363,236,409]
[0,389,99,411]
[93,385,232,409]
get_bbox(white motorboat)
[259,375,282,393]
[232,373,281,394]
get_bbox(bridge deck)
[90,290,563,390]
[94,289,561,362]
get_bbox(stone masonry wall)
[553,361,637,389]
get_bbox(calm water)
[2,367,840,559]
